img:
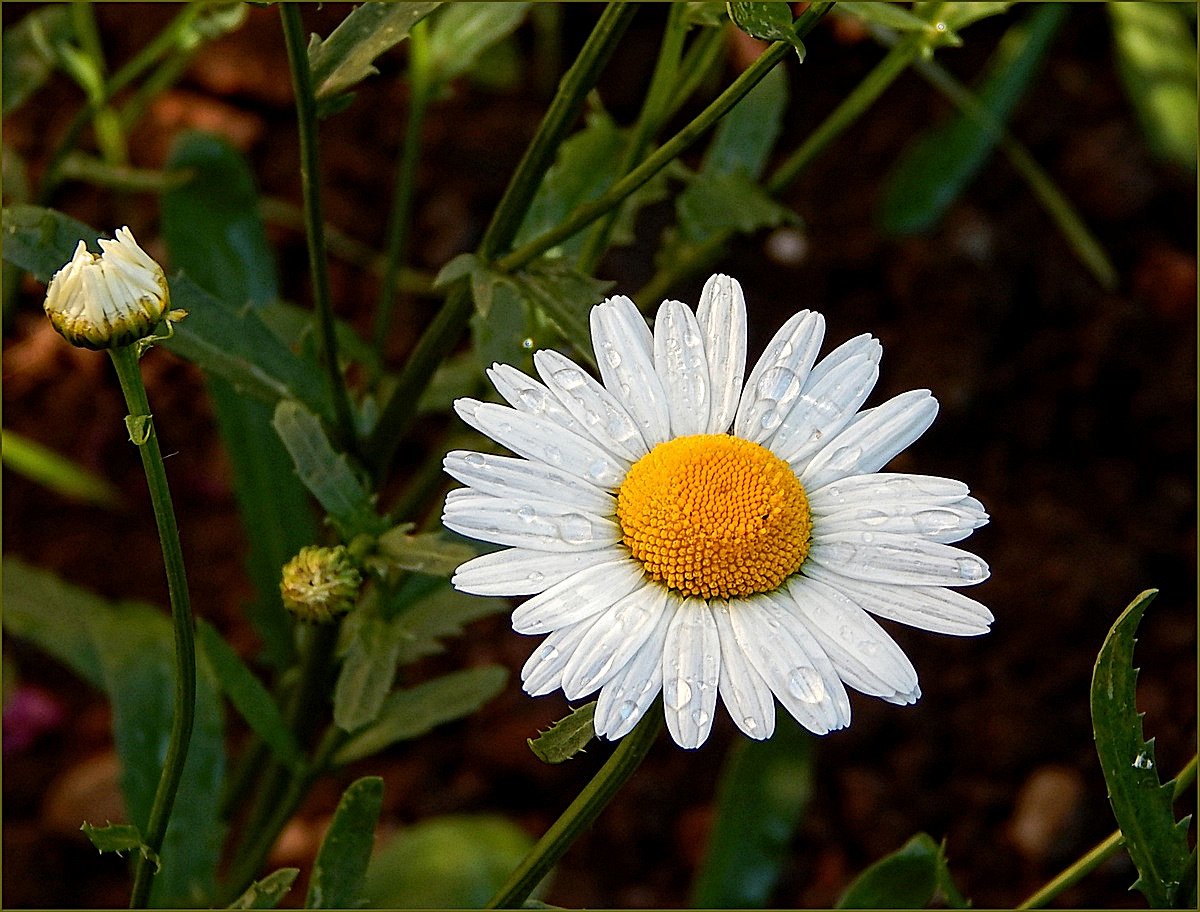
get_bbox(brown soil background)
[3,3,1196,908]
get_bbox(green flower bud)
[280,546,362,623]
[43,227,176,350]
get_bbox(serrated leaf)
[836,833,944,909]
[306,776,384,909]
[1091,589,1192,907]
[512,259,614,366]
[727,2,806,59]
[389,579,509,666]
[334,665,508,764]
[307,2,441,112]
[691,713,814,906]
[527,701,597,764]
[363,815,534,908]
[374,527,476,578]
[333,594,404,733]
[878,3,1068,235]
[426,2,530,86]
[677,170,796,244]
[80,821,161,871]
[227,868,300,909]
[272,399,385,540]
[1109,0,1198,172]
[2,429,123,507]
[196,621,303,770]
[2,5,71,115]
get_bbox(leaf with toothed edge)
[226,868,300,909]
[1090,589,1192,908]
[528,701,597,763]
[80,822,160,871]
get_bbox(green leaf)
[1,429,123,507]
[2,5,71,115]
[878,3,1068,235]
[836,833,944,909]
[306,776,384,909]
[363,815,535,908]
[839,2,959,43]
[0,203,101,279]
[1091,589,1192,907]
[80,821,161,871]
[196,621,304,770]
[1,559,226,906]
[1109,0,1198,172]
[307,1,441,112]
[333,594,405,733]
[938,2,1013,33]
[677,170,796,245]
[373,526,477,578]
[227,868,300,909]
[471,271,535,371]
[272,399,386,540]
[388,579,508,666]
[727,2,806,60]
[334,665,508,764]
[527,701,597,764]
[512,259,614,367]
[702,64,788,181]
[162,132,314,671]
[690,714,814,907]
[426,2,530,86]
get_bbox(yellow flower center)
[616,434,812,600]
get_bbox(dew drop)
[518,388,547,412]
[517,504,537,523]
[521,337,534,350]
[464,453,487,467]
[691,709,710,727]
[603,344,622,368]
[1133,752,1153,770]
[915,509,958,534]
[859,510,889,526]
[559,514,594,545]
[617,700,637,721]
[665,678,693,709]
[787,667,826,704]
[828,445,863,468]
[538,644,560,663]
[527,570,546,584]
[553,367,586,390]
[586,458,610,482]
[544,445,563,464]
[743,716,759,732]
[955,557,986,582]
[861,532,874,544]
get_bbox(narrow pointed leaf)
[305,777,384,909]
[80,822,159,870]
[836,832,942,909]
[528,701,597,764]
[227,868,300,909]
[426,2,530,85]
[2,429,123,507]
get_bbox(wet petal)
[591,296,671,444]
[451,546,625,596]
[444,450,615,515]
[771,353,880,467]
[443,491,619,552]
[695,274,747,434]
[594,601,677,739]
[560,583,671,700]
[813,500,988,545]
[510,558,646,634]
[735,309,825,443]
[806,531,990,587]
[534,349,648,461]
[486,363,591,438]
[712,600,776,739]
[653,300,711,437]
[662,598,721,749]
[522,619,600,696]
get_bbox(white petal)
[453,399,627,488]
[594,600,677,739]
[533,350,648,461]
[806,531,990,587]
[800,390,938,490]
[662,598,721,749]
[729,595,849,734]
[785,576,919,701]
[444,450,615,515]
[813,500,988,545]
[808,473,971,514]
[443,492,620,552]
[804,332,881,388]
[771,353,880,466]
[522,619,599,696]
[452,546,625,596]
[510,558,646,634]
[695,274,747,434]
[711,600,776,739]
[735,310,825,443]
[653,300,711,438]
[802,564,994,635]
[560,583,670,700]
[591,296,672,444]
[486,364,591,439]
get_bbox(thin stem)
[363,1,638,476]
[485,712,663,909]
[280,2,358,449]
[1017,753,1198,909]
[108,346,196,909]
[662,23,727,123]
[374,19,433,355]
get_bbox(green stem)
[374,19,433,355]
[108,346,196,910]
[497,2,835,276]
[485,712,663,909]
[363,1,638,476]
[280,2,358,450]
[662,24,727,123]
[1017,753,1198,909]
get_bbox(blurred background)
[2,2,1196,907]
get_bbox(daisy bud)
[43,227,174,350]
[280,545,362,623]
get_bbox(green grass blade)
[2,429,123,507]
[227,868,300,909]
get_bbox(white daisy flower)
[43,227,173,350]
[444,274,991,749]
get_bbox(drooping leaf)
[1,429,123,507]
[334,665,508,764]
[2,5,71,115]
[1109,0,1198,172]
[362,815,535,908]
[272,399,386,540]
[307,1,441,113]
[305,776,384,909]
[162,132,314,670]
[80,821,160,871]
[426,2,531,86]
[727,2,806,60]
[836,833,947,909]
[527,701,597,764]
[227,868,300,909]
[1091,589,1192,907]
[196,621,304,770]
[373,526,477,579]
[878,2,1068,235]
[690,713,814,907]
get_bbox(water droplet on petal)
[559,514,594,545]
[1133,752,1153,769]
[517,504,537,522]
[464,453,487,467]
[544,445,563,464]
[691,709,709,727]
[743,716,759,732]
[787,667,826,704]
[603,344,622,368]
[519,388,547,412]
[527,570,545,583]
[554,367,586,390]
[955,557,986,581]
[665,678,693,709]
[617,700,637,721]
